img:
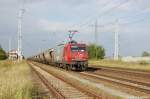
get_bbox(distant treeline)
[0,45,7,60]
[87,44,105,59]
[142,51,150,57]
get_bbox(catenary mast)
[17,2,25,61]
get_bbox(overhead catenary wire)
[68,0,113,29]
[68,0,150,33]
[68,0,130,31]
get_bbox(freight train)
[29,40,88,71]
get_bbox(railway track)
[81,66,150,96]
[29,61,150,98]
[29,62,100,99]
[81,72,150,94]
[87,66,150,87]
[90,65,150,77]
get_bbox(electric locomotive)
[54,40,88,71]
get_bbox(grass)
[0,60,33,99]
[89,59,150,71]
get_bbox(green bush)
[142,51,150,57]
[0,45,7,60]
[88,44,105,59]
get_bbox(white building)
[8,50,18,60]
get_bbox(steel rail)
[30,63,65,99]
[30,61,102,99]
[81,72,150,94]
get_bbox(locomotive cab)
[70,44,88,71]
[71,45,88,61]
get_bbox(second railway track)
[80,72,150,94]
[84,65,150,94]
[90,65,150,78]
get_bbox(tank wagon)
[29,41,88,71]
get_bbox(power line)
[68,0,112,29]
[120,16,150,26]
[76,3,150,33]
[69,0,130,30]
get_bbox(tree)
[0,45,7,60]
[142,51,150,57]
[87,44,105,59]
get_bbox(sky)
[0,0,150,57]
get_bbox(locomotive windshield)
[71,46,86,52]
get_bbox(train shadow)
[85,67,100,72]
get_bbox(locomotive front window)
[71,46,78,52]
[71,46,86,52]
[78,47,86,52]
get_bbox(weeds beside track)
[0,61,32,99]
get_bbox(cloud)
[37,19,70,32]
[117,1,134,11]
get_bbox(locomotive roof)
[66,43,86,46]
[57,40,86,47]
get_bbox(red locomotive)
[54,40,88,71]
[29,31,88,71]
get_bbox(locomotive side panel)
[63,44,70,64]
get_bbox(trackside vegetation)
[88,44,105,59]
[89,59,150,71]
[142,51,150,57]
[0,61,33,99]
[0,45,7,60]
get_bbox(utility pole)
[17,6,25,61]
[94,20,98,60]
[8,38,11,60]
[94,20,98,45]
[9,38,11,52]
[89,19,103,60]
[114,19,119,60]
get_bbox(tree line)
[0,45,7,60]
[87,44,105,59]
[142,51,150,57]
